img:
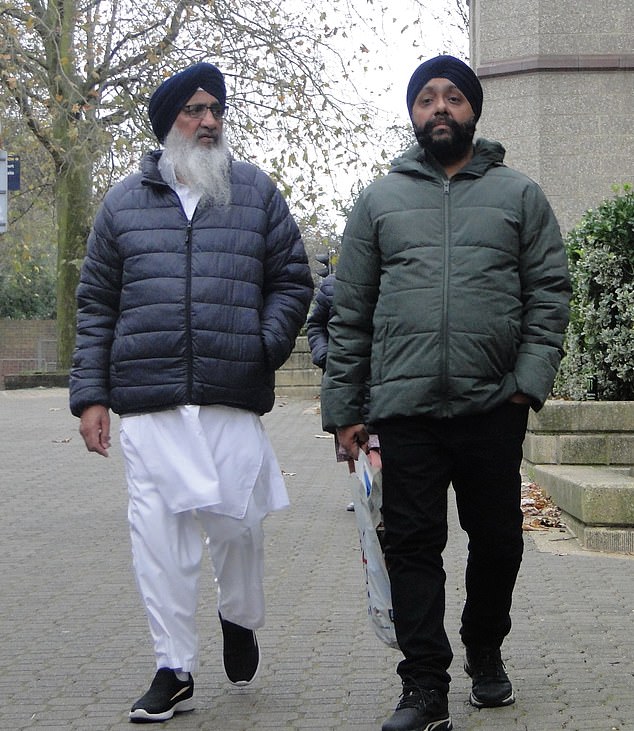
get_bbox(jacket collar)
[140,150,171,189]
[390,137,506,180]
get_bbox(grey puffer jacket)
[70,151,313,417]
[321,138,571,430]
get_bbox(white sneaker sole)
[129,697,195,722]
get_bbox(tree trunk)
[55,150,92,371]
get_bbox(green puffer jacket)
[321,138,571,430]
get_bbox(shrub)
[554,184,634,400]
[0,249,57,320]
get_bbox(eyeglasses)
[181,103,226,120]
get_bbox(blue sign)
[7,155,20,191]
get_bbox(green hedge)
[554,184,634,400]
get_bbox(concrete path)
[1,389,633,730]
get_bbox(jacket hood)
[389,137,506,179]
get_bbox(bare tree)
[0,0,467,367]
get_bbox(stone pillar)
[469,0,634,232]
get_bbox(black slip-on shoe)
[129,667,194,723]
[219,613,261,686]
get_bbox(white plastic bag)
[352,451,399,649]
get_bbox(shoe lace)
[397,680,435,711]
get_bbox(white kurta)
[119,404,288,517]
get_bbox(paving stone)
[1,389,633,730]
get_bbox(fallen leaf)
[521,481,563,529]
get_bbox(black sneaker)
[129,668,194,723]
[219,614,261,686]
[382,684,452,731]
[464,646,515,708]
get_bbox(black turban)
[148,62,227,143]
[406,55,483,122]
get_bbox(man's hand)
[79,404,111,457]
[509,392,531,405]
[337,423,369,460]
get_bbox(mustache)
[423,115,459,132]
[196,129,219,141]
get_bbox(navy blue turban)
[148,62,227,143]
[406,55,483,121]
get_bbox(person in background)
[69,62,313,723]
[321,55,570,731]
[307,271,381,511]
[306,271,336,376]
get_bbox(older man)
[321,55,570,731]
[69,62,313,723]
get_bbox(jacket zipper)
[441,179,451,412]
[185,220,193,402]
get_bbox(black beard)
[414,115,476,166]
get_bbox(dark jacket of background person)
[306,272,335,371]
[70,151,313,418]
[321,138,571,430]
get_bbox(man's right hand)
[79,404,111,457]
[336,423,369,460]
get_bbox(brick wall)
[0,322,320,395]
[0,319,57,388]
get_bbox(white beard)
[161,127,232,207]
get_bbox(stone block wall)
[525,401,634,466]
[275,335,322,400]
[524,400,634,553]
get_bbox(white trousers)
[125,457,270,673]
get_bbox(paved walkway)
[1,388,633,731]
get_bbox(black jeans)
[376,402,528,694]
